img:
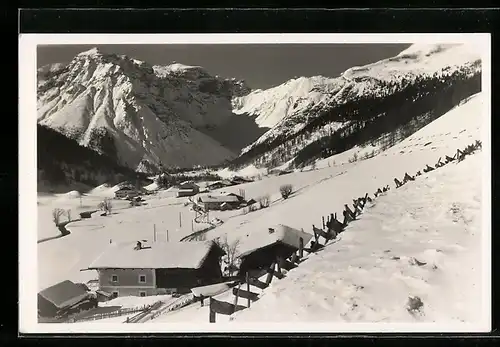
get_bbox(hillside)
[152,91,486,326]
[37,91,484,294]
[233,151,484,324]
[37,124,150,193]
[37,48,261,172]
[230,43,481,170]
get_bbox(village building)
[85,240,225,297]
[176,189,198,197]
[38,280,95,318]
[176,181,200,197]
[207,179,240,190]
[236,224,314,276]
[230,176,253,184]
[114,186,140,199]
[198,194,242,211]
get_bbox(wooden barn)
[198,194,241,211]
[178,181,200,192]
[236,224,314,275]
[85,240,225,296]
[38,280,94,318]
[176,189,198,198]
[176,181,200,197]
[114,186,140,199]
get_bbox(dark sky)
[37,44,411,89]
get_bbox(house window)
[138,274,146,283]
[112,291,119,298]
[139,291,146,297]
[111,274,118,283]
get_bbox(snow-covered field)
[36,92,488,327]
[232,152,484,323]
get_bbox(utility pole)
[166,230,169,242]
[179,212,182,228]
[153,224,156,242]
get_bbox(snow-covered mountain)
[233,43,482,168]
[37,43,482,177]
[37,48,256,172]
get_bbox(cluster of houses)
[205,176,253,190]
[176,177,253,198]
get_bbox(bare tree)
[258,194,270,208]
[66,209,72,222]
[52,208,65,226]
[214,235,241,276]
[311,161,317,170]
[98,198,113,216]
[280,184,293,199]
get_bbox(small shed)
[38,280,91,318]
[231,176,253,184]
[115,187,139,199]
[95,290,114,302]
[177,189,198,198]
[178,181,200,192]
[226,193,245,202]
[237,224,314,275]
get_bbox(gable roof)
[198,195,240,203]
[87,241,223,270]
[238,224,314,258]
[116,186,137,192]
[38,280,90,309]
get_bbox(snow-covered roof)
[38,280,89,309]
[199,195,240,203]
[87,241,220,270]
[238,224,314,258]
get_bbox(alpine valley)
[36,43,481,191]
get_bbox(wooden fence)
[201,141,483,323]
[70,304,150,322]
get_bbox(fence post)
[322,216,325,229]
[265,262,276,285]
[299,237,304,259]
[209,298,216,323]
[246,272,251,308]
[233,283,241,314]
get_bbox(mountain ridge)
[37,47,257,172]
[37,43,481,182]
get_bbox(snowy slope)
[148,92,486,325]
[37,89,485,302]
[233,152,484,323]
[232,76,344,128]
[37,48,252,170]
[342,43,482,82]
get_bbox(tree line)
[227,62,481,170]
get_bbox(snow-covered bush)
[280,184,293,199]
[98,198,113,215]
[259,194,270,208]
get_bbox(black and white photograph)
[19,33,491,333]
